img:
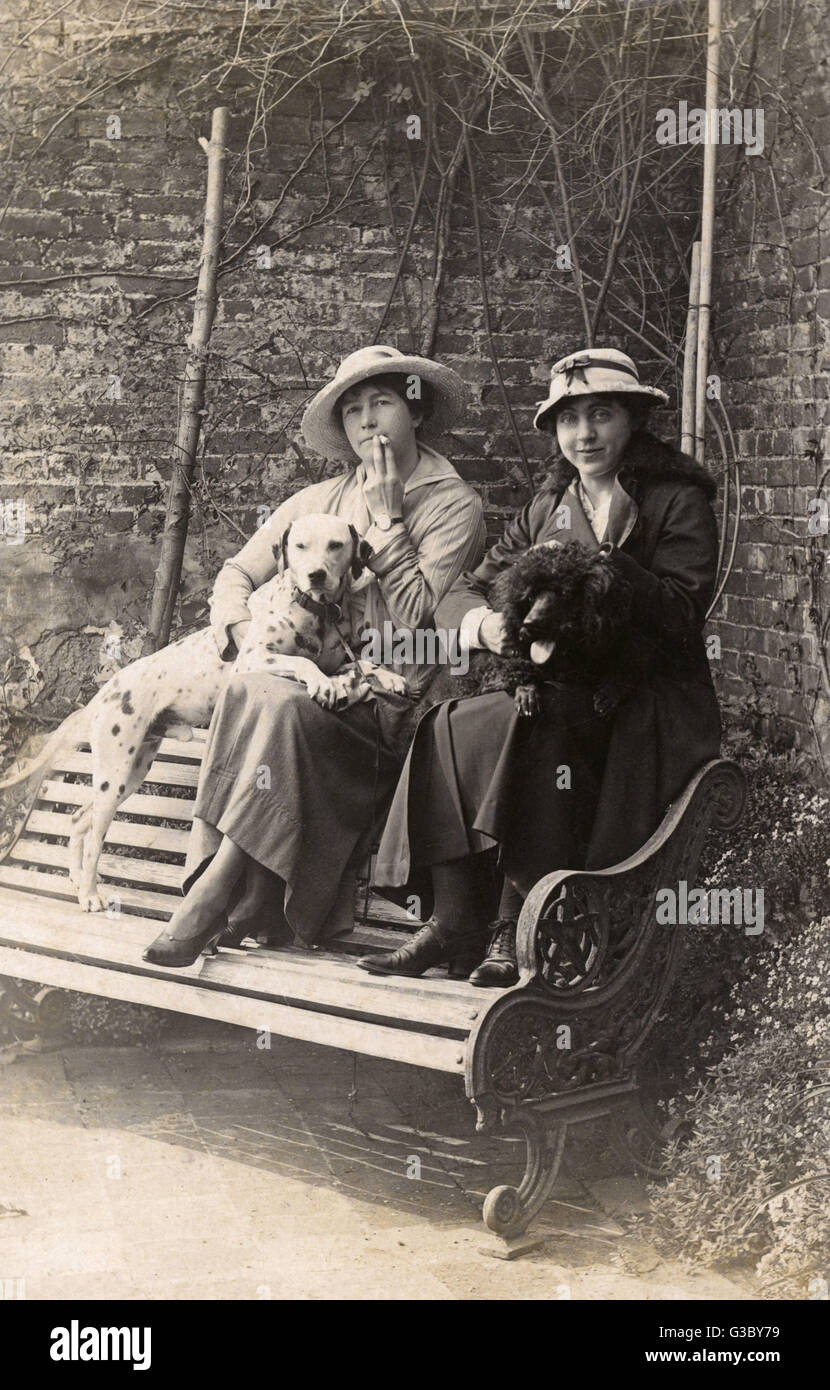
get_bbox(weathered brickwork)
[709,2,830,756]
[0,1,827,764]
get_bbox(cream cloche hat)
[533,348,669,432]
[301,344,469,461]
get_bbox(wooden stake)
[681,241,701,455]
[145,106,230,652]
[693,0,721,464]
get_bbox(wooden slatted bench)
[0,731,746,1250]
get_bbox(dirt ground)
[0,1016,758,1301]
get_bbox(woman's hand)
[357,434,404,522]
[479,610,514,656]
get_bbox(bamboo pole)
[145,106,230,652]
[693,0,721,464]
[681,241,701,454]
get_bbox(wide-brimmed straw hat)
[301,345,469,461]
[533,348,669,432]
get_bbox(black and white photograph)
[0,0,827,1332]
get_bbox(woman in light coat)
[144,345,485,966]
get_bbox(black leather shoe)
[356,921,484,978]
[469,919,519,987]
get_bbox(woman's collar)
[403,443,464,493]
[606,471,639,548]
[563,471,639,549]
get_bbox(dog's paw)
[164,723,194,742]
[330,671,371,709]
[304,672,340,709]
[78,888,107,913]
[513,684,541,718]
[368,666,409,697]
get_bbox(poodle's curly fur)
[453,539,637,716]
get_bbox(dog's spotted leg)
[78,786,129,913]
[68,803,91,889]
[76,731,163,912]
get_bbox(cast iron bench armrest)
[465,760,746,1123]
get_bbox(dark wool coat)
[374,432,722,893]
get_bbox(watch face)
[376,513,392,530]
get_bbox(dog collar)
[292,587,343,623]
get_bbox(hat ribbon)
[558,354,641,387]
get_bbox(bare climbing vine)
[0,0,826,764]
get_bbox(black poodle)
[454,538,638,717]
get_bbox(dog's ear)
[272,526,292,574]
[348,524,373,579]
[582,562,630,641]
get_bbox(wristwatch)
[374,513,404,532]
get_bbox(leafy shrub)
[699,742,830,933]
[1,981,171,1046]
[63,992,172,1045]
[648,740,830,1085]
[646,916,830,1297]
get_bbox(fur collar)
[542,431,718,500]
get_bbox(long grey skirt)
[183,674,404,945]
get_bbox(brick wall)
[710,0,830,760]
[1,1,827,767]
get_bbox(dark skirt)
[184,674,404,944]
[374,675,722,896]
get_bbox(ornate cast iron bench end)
[466,758,747,1246]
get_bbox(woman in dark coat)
[358,348,722,986]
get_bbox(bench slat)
[0,943,465,1074]
[336,921,420,950]
[6,836,184,889]
[356,892,419,927]
[157,734,209,758]
[3,852,422,935]
[38,781,196,822]
[0,867,478,1000]
[0,876,409,960]
[53,751,201,789]
[0,863,177,917]
[62,735,208,762]
[181,935,485,1013]
[0,864,416,956]
[0,888,479,1035]
[25,808,191,855]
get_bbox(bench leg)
[480,1110,567,1258]
[606,1090,689,1179]
[0,975,40,1040]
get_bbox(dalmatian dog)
[0,514,407,912]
